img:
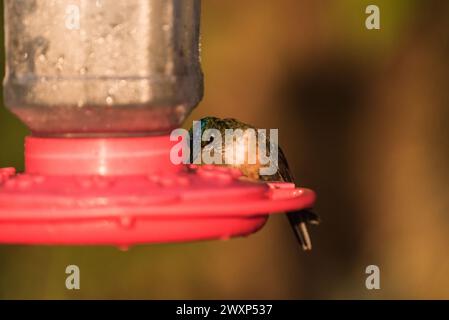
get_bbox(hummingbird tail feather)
[286,210,318,251]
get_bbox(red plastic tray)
[0,136,316,246]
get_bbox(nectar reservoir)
[3,0,203,136]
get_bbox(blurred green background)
[1,0,449,299]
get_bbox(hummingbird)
[189,116,319,251]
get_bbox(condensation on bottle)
[3,0,203,136]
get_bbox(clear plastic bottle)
[3,0,203,136]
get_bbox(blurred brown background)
[1,0,449,299]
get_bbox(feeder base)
[0,136,316,246]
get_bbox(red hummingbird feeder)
[0,0,316,246]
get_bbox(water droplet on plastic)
[118,245,129,252]
[56,56,65,71]
[79,67,88,75]
[106,96,114,106]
